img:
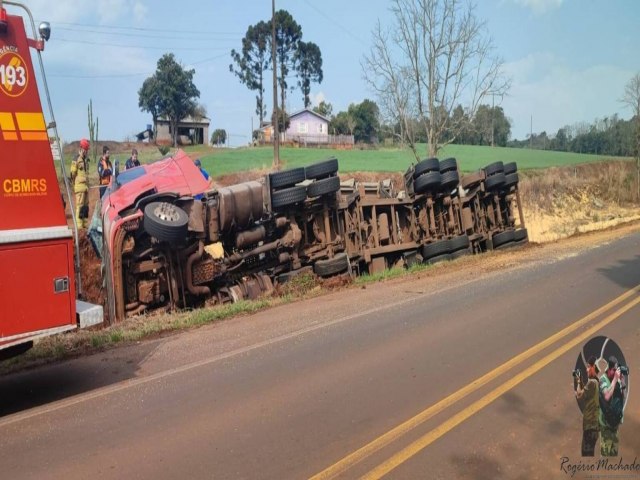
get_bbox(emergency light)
[0,8,8,34]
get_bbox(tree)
[364,0,509,158]
[139,53,200,147]
[348,99,380,142]
[138,76,160,141]
[621,73,640,198]
[230,21,271,124]
[295,41,323,107]
[272,106,290,133]
[313,100,333,118]
[273,10,302,129]
[211,129,227,146]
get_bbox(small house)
[155,115,210,146]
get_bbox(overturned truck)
[97,150,527,323]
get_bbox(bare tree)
[363,0,509,159]
[621,72,640,199]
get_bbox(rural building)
[155,115,210,146]
[259,108,353,148]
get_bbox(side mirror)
[38,22,51,41]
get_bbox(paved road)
[1,231,639,479]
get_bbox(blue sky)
[9,0,640,145]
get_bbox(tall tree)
[348,99,380,142]
[295,41,323,108]
[211,129,227,146]
[230,21,271,124]
[364,0,509,158]
[139,53,200,147]
[273,10,302,125]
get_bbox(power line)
[47,52,229,78]
[50,21,241,36]
[53,26,239,41]
[301,0,366,45]
[54,37,229,51]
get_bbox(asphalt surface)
[1,230,639,480]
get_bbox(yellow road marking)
[311,284,640,480]
[15,112,46,131]
[362,295,640,479]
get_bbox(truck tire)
[449,234,470,252]
[504,162,517,175]
[269,167,305,190]
[143,202,189,244]
[492,229,515,248]
[421,239,450,260]
[484,161,504,177]
[271,186,307,209]
[314,252,349,277]
[413,157,440,178]
[307,176,340,198]
[504,172,519,189]
[439,157,457,173]
[440,170,460,191]
[427,253,452,265]
[305,158,338,180]
[414,171,441,194]
[484,172,506,190]
[514,228,528,242]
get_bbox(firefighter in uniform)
[97,145,113,197]
[70,138,90,228]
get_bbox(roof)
[156,115,211,125]
[288,108,330,123]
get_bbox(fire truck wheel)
[504,172,519,189]
[421,239,451,260]
[414,171,442,194]
[143,201,189,244]
[413,157,440,178]
[314,252,349,277]
[307,176,340,198]
[439,157,458,173]
[504,162,518,175]
[484,172,506,190]
[484,161,504,177]
[427,253,452,265]
[305,158,339,180]
[492,229,515,248]
[269,167,306,190]
[271,186,307,209]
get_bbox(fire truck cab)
[0,1,102,360]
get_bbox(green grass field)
[196,144,631,176]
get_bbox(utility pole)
[271,0,280,168]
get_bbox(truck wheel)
[504,172,519,189]
[484,172,506,190]
[414,171,441,194]
[421,239,451,260]
[449,234,470,251]
[269,167,306,189]
[439,157,457,173]
[514,228,528,242]
[305,158,338,180]
[271,186,307,209]
[413,157,440,178]
[307,176,340,198]
[314,252,349,277]
[504,162,517,175]
[492,229,515,248]
[143,202,189,244]
[484,161,504,177]
[440,170,460,191]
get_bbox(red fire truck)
[0,1,102,360]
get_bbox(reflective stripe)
[20,131,48,141]
[0,112,15,130]
[0,226,72,244]
[15,112,46,131]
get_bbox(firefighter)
[97,145,113,197]
[70,138,90,228]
